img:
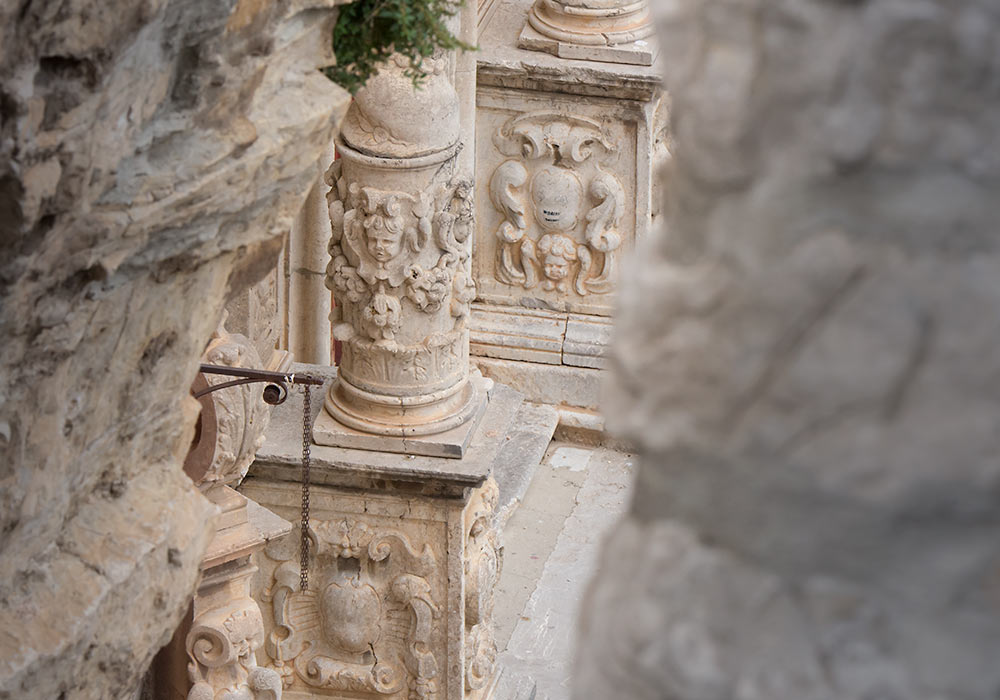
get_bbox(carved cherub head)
[363,195,406,263]
[530,166,583,233]
[537,233,579,291]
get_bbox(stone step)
[493,666,538,700]
[491,401,560,527]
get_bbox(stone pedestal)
[518,0,655,66]
[315,54,486,459]
[243,364,528,700]
[472,2,666,418]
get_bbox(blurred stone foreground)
[576,1,1000,699]
[1,0,999,699]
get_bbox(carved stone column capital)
[519,0,655,66]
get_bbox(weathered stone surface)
[243,364,525,699]
[473,356,602,412]
[0,1,349,697]
[577,1,1000,699]
[491,401,559,525]
[252,364,525,494]
[472,0,666,423]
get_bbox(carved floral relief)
[326,163,476,343]
[325,157,476,393]
[489,113,626,298]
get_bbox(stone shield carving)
[489,113,626,298]
[261,518,441,699]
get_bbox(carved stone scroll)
[259,515,442,699]
[186,565,283,700]
[463,479,500,696]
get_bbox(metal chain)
[299,383,312,592]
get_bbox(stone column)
[288,158,335,366]
[313,54,488,458]
[519,0,655,66]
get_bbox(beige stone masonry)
[471,0,666,415]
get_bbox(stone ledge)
[470,303,613,370]
[251,363,526,498]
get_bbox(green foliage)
[323,0,476,95]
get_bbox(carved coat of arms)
[489,113,626,297]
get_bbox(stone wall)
[576,1,1000,698]
[0,1,349,697]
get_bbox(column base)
[518,21,655,66]
[313,373,493,459]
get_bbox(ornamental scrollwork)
[186,599,282,700]
[489,112,626,297]
[260,517,441,699]
[463,479,501,694]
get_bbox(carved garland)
[326,162,476,345]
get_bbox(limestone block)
[241,477,501,700]
[470,304,566,365]
[469,305,613,369]
[242,364,534,700]
[0,0,349,697]
[562,314,612,369]
[472,356,601,412]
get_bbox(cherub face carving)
[363,196,406,263]
[530,167,583,232]
[367,225,403,263]
[537,233,579,290]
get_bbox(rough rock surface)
[0,1,349,697]
[577,1,1000,699]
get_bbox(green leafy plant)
[323,0,476,95]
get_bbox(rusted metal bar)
[195,364,324,405]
